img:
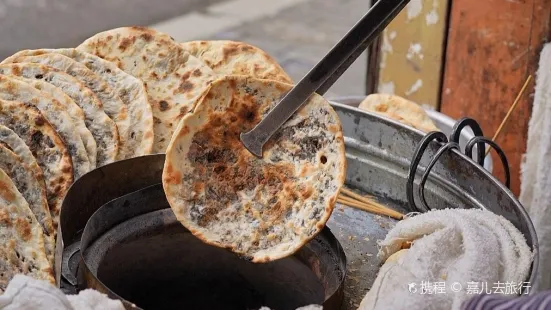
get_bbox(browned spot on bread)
[119,37,134,51]
[159,100,169,111]
[107,35,113,40]
[181,71,191,82]
[300,185,313,199]
[0,180,15,202]
[0,208,10,226]
[12,66,21,76]
[200,41,208,46]
[193,69,202,77]
[61,165,71,173]
[177,81,194,93]
[223,45,239,60]
[241,45,253,52]
[150,71,158,79]
[178,126,190,138]
[140,33,153,42]
[34,115,45,126]
[15,218,31,241]
[163,164,181,185]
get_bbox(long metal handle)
[240,0,410,157]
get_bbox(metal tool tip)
[240,131,264,158]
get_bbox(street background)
[0,0,371,97]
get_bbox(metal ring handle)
[406,131,448,212]
[418,142,460,211]
[466,136,511,189]
[450,117,485,165]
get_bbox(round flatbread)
[0,142,54,266]
[0,168,54,292]
[358,94,439,133]
[77,26,217,153]
[9,75,97,170]
[180,40,292,83]
[163,76,346,262]
[0,99,73,224]
[0,125,40,172]
[0,63,119,166]
[1,53,130,160]
[5,48,154,158]
[0,75,89,178]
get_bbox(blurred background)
[1,0,370,97]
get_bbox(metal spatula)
[240,0,410,158]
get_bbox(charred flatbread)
[0,168,54,292]
[0,63,119,166]
[0,99,73,224]
[358,94,439,133]
[163,76,346,262]
[0,75,89,178]
[180,40,292,83]
[8,75,97,169]
[5,48,154,158]
[0,142,54,265]
[1,53,130,160]
[77,26,217,153]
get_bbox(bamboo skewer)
[485,75,532,156]
[336,187,404,220]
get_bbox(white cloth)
[0,275,125,310]
[519,42,551,291]
[358,208,533,310]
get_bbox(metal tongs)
[240,0,411,157]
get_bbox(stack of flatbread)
[0,26,347,288]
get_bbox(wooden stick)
[339,187,375,205]
[337,198,403,219]
[340,187,374,199]
[337,194,404,219]
[485,75,532,156]
[338,195,391,214]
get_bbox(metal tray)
[56,101,538,310]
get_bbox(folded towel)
[519,42,551,291]
[0,274,124,310]
[358,208,534,310]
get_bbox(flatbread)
[5,48,154,158]
[1,53,130,160]
[358,94,439,133]
[0,75,89,178]
[180,40,292,83]
[9,75,97,170]
[0,125,40,171]
[77,26,217,153]
[0,63,119,166]
[0,143,54,265]
[163,76,346,262]
[0,167,54,292]
[0,99,73,224]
